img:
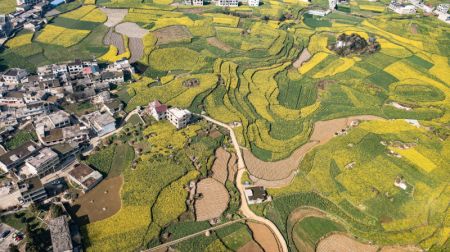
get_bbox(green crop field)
[2,0,449,251]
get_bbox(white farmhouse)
[248,0,259,7]
[167,108,192,129]
[146,100,167,121]
[82,111,116,137]
[215,0,239,7]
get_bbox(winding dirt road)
[201,115,289,252]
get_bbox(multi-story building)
[215,0,239,7]
[48,216,74,252]
[436,3,449,13]
[25,148,60,177]
[167,108,191,129]
[16,0,42,5]
[81,111,116,137]
[0,15,13,38]
[185,0,204,6]
[68,163,103,192]
[67,60,83,76]
[101,71,124,84]
[1,68,28,86]
[0,141,40,173]
[35,110,71,134]
[17,176,48,203]
[39,125,89,146]
[51,142,80,164]
[389,1,417,14]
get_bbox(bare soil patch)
[410,24,418,35]
[70,176,123,223]
[227,153,238,182]
[211,148,230,185]
[293,48,311,68]
[129,37,144,63]
[154,25,192,45]
[194,178,229,221]
[116,22,148,38]
[245,115,384,181]
[207,37,232,52]
[237,240,264,252]
[316,233,378,252]
[380,246,422,252]
[104,28,126,54]
[100,8,128,27]
[252,171,297,188]
[248,221,281,252]
[244,141,318,181]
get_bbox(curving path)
[201,115,289,252]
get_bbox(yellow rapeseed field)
[299,52,328,74]
[362,20,423,50]
[80,8,107,23]
[36,25,66,44]
[359,120,424,134]
[429,54,450,85]
[359,5,385,12]
[153,0,173,4]
[61,5,96,20]
[378,38,412,58]
[6,33,33,48]
[84,0,96,4]
[307,34,329,54]
[313,57,355,78]
[391,147,437,172]
[99,45,130,62]
[151,17,194,30]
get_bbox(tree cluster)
[330,33,380,56]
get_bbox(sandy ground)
[100,8,128,27]
[248,221,281,252]
[293,48,311,68]
[316,233,378,252]
[251,171,296,188]
[207,37,232,52]
[211,148,230,184]
[129,37,144,63]
[70,176,123,223]
[194,178,229,221]
[237,240,264,252]
[116,22,148,38]
[154,25,192,45]
[244,115,384,182]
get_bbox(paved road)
[142,218,246,251]
[201,115,288,252]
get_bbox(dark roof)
[42,128,64,143]
[4,91,24,99]
[68,163,94,181]
[51,142,79,156]
[101,71,123,80]
[104,100,122,110]
[3,69,20,77]
[0,141,40,168]
[247,186,267,201]
[18,176,44,192]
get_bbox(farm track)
[201,115,289,252]
[129,37,144,63]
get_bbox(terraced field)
[2,0,449,251]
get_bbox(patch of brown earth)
[211,148,230,184]
[251,171,296,188]
[154,25,192,45]
[207,37,232,52]
[195,178,229,221]
[380,245,422,252]
[244,115,384,182]
[316,233,378,252]
[115,22,148,38]
[129,37,144,63]
[293,48,312,68]
[100,8,128,27]
[293,232,314,252]
[248,222,281,252]
[410,24,418,35]
[227,153,238,182]
[237,240,264,252]
[70,176,123,223]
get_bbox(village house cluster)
[389,1,449,23]
[0,59,134,216]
